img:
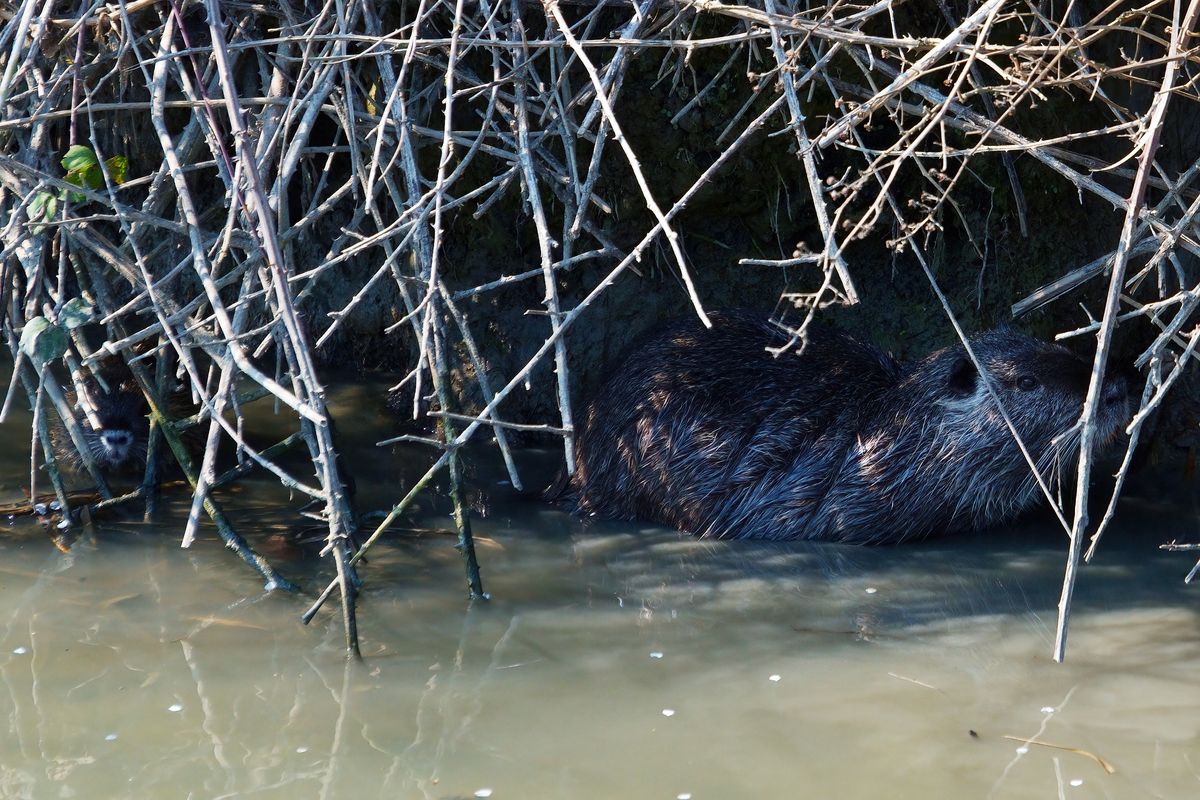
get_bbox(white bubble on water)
[13,646,27,655]
[1069,779,1083,788]
[661,709,675,717]
[865,587,878,594]
[650,651,664,659]
[168,703,183,713]
[474,789,493,798]
[768,674,781,682]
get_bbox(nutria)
[51,375,150,474]
[551,310,1132,544]
[51,373,359,503]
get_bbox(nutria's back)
[556,310,1131,544]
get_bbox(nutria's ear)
[947,356,977,396]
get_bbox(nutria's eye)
[1017,375,1039,391]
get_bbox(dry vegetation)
[0,0,1197,658]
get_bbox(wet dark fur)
[51,377,150,475]
[552,310,1132,544]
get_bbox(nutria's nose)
[1103,372,1130,408]
[101,430,133,451]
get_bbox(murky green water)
[0,383,1197,798]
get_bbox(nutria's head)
[921,330,1132,479]
[851,330,1134,536]
[80,385,148,470]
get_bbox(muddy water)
[0,383,1198,799]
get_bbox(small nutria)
[551,310,1132,544]
[51,376,149,474]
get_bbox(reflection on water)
[0,383,1198,799]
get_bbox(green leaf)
[61,145,97,173]
[66,164,103,191]
[82,166,104,190]
[60,298,95,330]
[27,192,57,234]
[62,173,87,204]
[19,317,68,365]
[104,155,128,185]
[62,151,127,200]
[29,191,56,221]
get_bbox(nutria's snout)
[98,428,136,465]
[1095,367,1136,446]
[1103,373,1128,408]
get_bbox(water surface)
[0,384,1197,799]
